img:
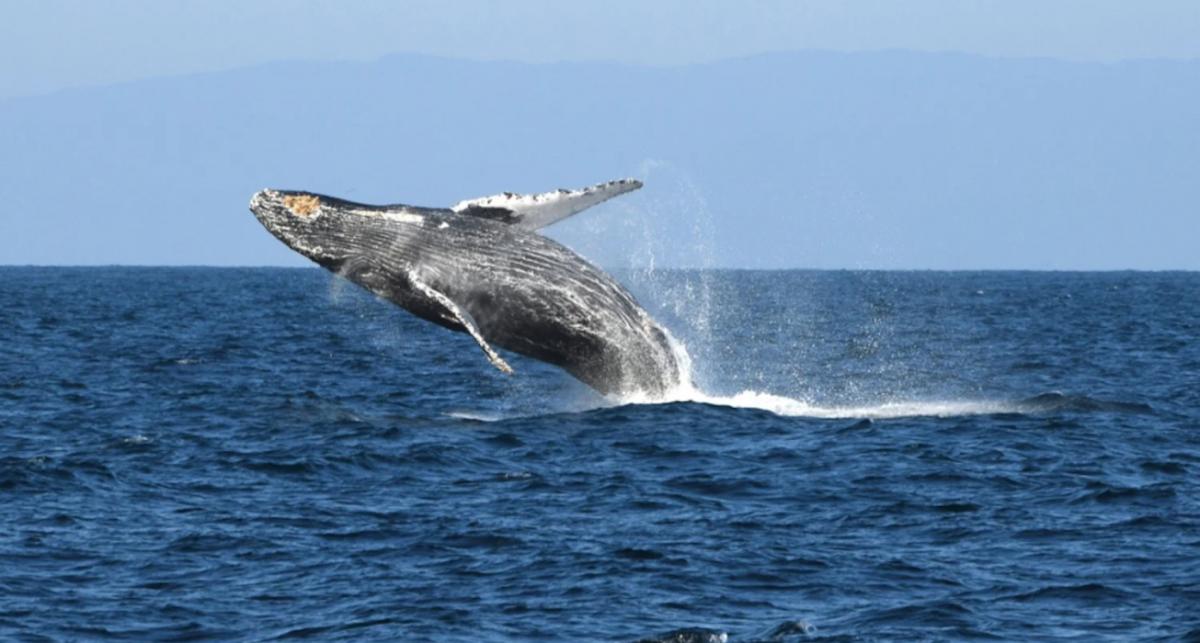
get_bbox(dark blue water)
[2,267,1197,641]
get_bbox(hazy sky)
[2,2,1196,269]
[3,0,1199,99]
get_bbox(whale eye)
[283,194,321,217]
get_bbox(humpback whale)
[249,179,685,397]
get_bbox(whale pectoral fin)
[407,271,514,375]
[450,178,643,231]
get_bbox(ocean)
[1,267,1197,641]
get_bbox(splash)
[586,161,1027,420]
[657,389,1025,419]
[618,385,1143,419]
[615,331,1039,420]
[442,329,1138,422]
[617,354,1143,420]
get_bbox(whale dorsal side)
[450,178,642,231]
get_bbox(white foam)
[690,390,1014,419]
[616,333,1018,419]
[446,387,1019,423]
[446,410,504,422]
[616,380,1020,419]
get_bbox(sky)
[0,1,1196,269]
[3,0,1199,99]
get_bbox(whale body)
[249,179,685,397]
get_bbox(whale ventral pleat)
[283,195,321,217]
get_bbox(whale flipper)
[451,178,642,231]
[407,270,514,375]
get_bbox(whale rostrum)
[249,179,686,397]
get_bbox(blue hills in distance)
[1,51,1196,269]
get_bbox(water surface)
[1,268,1197,641]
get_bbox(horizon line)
[2,264,1196,274]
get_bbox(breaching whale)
[249,179,685,397]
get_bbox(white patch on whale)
[345,207,426,225]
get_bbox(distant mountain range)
[1,51,1195,268]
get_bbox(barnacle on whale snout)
[283,194,320,217]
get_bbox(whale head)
[250,189,351,268]
[249,189,429,270]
